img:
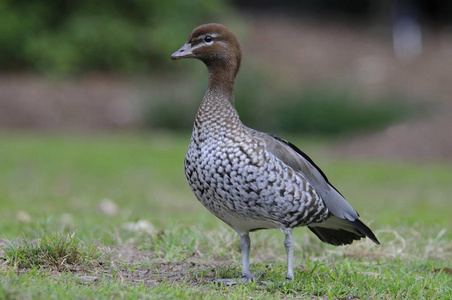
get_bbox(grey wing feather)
[251,130,359,221]
[247,129,380,245]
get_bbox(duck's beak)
[171,43,194,60]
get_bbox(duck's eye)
[204,35,213,43]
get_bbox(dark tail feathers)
[308,219,380,246]
[349,219,380,245]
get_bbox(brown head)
[171,24,242,92]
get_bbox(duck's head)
[171,23,242,79]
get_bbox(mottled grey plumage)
[172,23,379,284]
[184,89,330,233]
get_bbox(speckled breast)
[184,128,330,231]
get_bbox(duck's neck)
[207,65,235,98]
[195,66,241,130]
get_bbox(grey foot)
[214,276,253,286]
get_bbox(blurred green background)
[0,0,228,74]
[2,0,451,140]
[0,0,451,232]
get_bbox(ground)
[0,134,451,298]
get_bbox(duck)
[171,23,379,284]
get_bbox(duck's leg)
[239,233,253,281]
[215,233,253,285]
[284,228,294,280]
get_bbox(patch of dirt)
[433,267,452,275]
[0,242,228,288]
[113,245,238,286]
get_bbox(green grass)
[0,132,451,299]
[4,232,107,269]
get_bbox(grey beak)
[171,43,194,60]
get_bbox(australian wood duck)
[171,23,379,284]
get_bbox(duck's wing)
[250,129,379,245]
